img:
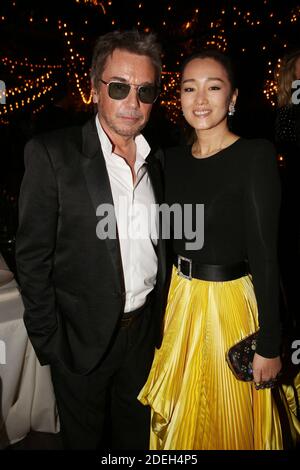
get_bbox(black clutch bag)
[226,331,259,381]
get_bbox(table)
[0,253,59,448]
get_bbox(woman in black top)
[139,50,300,449]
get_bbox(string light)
[0,84,57,116]
[4,72,54,98]
[263,58,281,107]
[1,1,299,121]
[160,72,181,124]
[205,34,228,51]
[1,57,62,70]
[290,6,300,22]
[58,20,92,105]
[32,103,46,115]
[74,0,108,14]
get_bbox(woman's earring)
[228,103,235,116]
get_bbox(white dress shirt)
[96,115,158,312]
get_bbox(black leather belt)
[174,255,249,282]
[120,313,140,328]
[120,296,152,328]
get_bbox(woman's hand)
[252,353,282,388]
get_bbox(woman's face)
[181,57,237,132]
[295,56,300,80]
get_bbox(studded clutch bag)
[225,331,259,381]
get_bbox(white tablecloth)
[0,253,59,448]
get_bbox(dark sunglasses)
[100,79,160,104]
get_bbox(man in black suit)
[16,30,166,449]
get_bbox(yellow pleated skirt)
[138,267,300,450]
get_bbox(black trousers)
[50,302,155,450]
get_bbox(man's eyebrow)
[107,76,155,85]
[107,76,128,82]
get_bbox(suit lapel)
[81,118,125,293]
[146,154,163,205]
[146,151,166,285]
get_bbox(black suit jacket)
[16,118,166,375]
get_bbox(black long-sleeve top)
[164,138,281,358]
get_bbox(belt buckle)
[177,255,192,280]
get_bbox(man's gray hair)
[90,30,162,89]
